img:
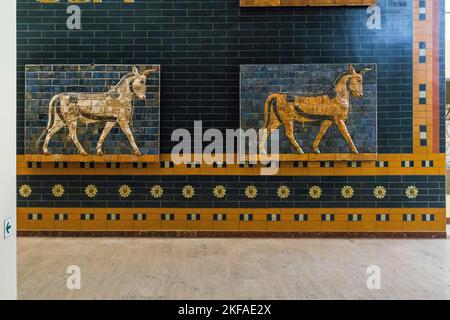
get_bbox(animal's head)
[347,64,374,99]
[129,65,158,100]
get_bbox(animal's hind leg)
[336,120,358,154]
[42,119,65,155]
[284,121,304,154]
[312,120,333,154]
[68,121,88,155]
[96,122,116,155]
[118,121,142,156]
[259,124,281,155]
[259,111,280,155]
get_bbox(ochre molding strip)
[432,0,441,153]
[16,154,446,176]
[23,153,376,163]
[413,0,437,154]
[24,154,160,163]
[17,207,447,234]
[18,230,446,239]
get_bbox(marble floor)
[17,229,450,300]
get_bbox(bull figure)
[36,65,157,156]
[260,64,374,154]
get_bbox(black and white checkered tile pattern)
[54,213,68,221]
[81,213,94,221]
[213,213,227,221]
[107,213,121,221]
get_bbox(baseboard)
[447,217,450,225]
[18,230,447,239]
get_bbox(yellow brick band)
[18,207,446,233]
[17,154,446,176]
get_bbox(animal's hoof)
[313,149,321,154]
[353,150,359,154]
[134,151,143,156]
[259,149,267,155]
[43,150,50,155]
[80,151,88,156]
[97,150,103,156]
[297,149,305,154]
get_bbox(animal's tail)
[35,94,59,152]
[263,94,279,129]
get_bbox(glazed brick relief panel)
[241,64,377,154]
[25,65,160,156]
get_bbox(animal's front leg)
[312,120,333,154]
[96,122,116,155]
[118,121,142,156]
[336,120,358,154]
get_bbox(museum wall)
[0,0,17,300]
[16,0,447,237]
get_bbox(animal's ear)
[348,64,356,73]
[132,65,140,75]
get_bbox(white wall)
[0,0,17,300]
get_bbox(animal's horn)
[143,67,158,77]
[360,65,375,75]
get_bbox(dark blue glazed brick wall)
[17,175,445,209]
[17,0,414,154]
